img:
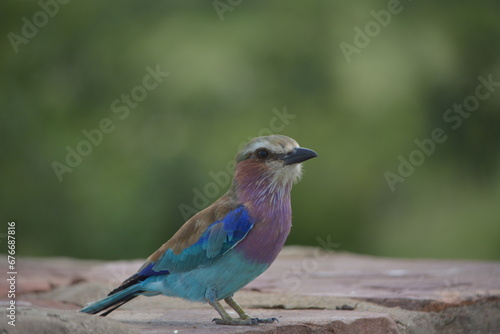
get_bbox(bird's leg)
[209,299,258,325]
[224,296,278,324]
[224,296,251,320]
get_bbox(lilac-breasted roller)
[80,135,317,325]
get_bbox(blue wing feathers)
[137,263,169,277]
[205,223,226,258]
[150,205,254,274]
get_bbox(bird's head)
[233,135,317,198]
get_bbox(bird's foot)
[213,317,258,326]
[212,317,278,326]
[209,296,279,326]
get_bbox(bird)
[80,134,317,325]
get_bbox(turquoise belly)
[142,250,269,302]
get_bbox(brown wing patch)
[147,194,237,262]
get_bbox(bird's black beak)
[283,147,318,165]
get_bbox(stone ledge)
[1,247,499,334]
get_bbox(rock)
[0,247,499,333]
[1,307,136,334]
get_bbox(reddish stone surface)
[248,248,500,311]
[1,247,499,333]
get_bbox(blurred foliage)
[1,1,499,260]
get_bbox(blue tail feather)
[80,284,144,316]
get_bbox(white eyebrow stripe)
[240,136,300,159]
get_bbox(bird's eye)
[256,149,269,160]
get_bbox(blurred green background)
[1,1,499,261]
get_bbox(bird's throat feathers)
[232,159,297,223]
